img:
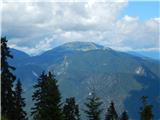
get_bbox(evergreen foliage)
[1,37,156,120]
[15,79,27,120]
[31,71,63,120]
[120,111,129,120]
[1,116,9,120]
[84,91,103,120]
[1,37,16,120]
[63,97,80,120]
[140,96,153,120]
[105,101,118,120]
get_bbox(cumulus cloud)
[1,0,159,55]
[115,16,159,50]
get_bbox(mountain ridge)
[11,41,159,60]
[9,42,160,119]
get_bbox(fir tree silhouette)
[120,111,129,120]
[1,37,16,120]
[84,91,103,120]
[63,97,80,120]
[31,71,63,120]
[140,96,153,120]
[15,79,27,120]
[105,101,118,120]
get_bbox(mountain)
[48,41,105,52]
[10,48,30,60]
[10,42,160,119]
[128,51,160,60]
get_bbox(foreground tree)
[105,101,118,120]
[140,96,153,120]
[63,97,80,120]
[1,116,9,120]
[31,71,63,120]
[120,111,129,120]
[84,91,103,120]
[1,37,16,120]
[15,79,27,120]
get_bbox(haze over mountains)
[10,42,160,119]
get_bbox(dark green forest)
[1,37,154,120]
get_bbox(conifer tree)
[31,71,63,120]
[84,91,103,120]
[105,101,118,120]
[63,97,80,120]
[15,79,27,120]
[140,96,153,120]
[120,111,129,120]
[1,116,9,120]
[1,37,16,120]
[31,72,45,120]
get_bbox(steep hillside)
[10,42,160,119]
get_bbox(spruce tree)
[31,71,63,120]
[105,101,118,120]
[1,37,16,120]
[63,97,80,120]
[15,79,27,120]
[31,72,45,120]
[140,96,153,120]
[84,91,103,120]
[1,116,9,120]
[120,111,129,120]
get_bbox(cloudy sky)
[1,0,160,55]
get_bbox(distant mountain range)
[10,42,160,119]
[128,51,160,60]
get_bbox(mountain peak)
[10,48,30,59]
[54,41,105,52]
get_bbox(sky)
[1,0,160,55]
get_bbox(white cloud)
[123,15,139,21]
[1,1,159,55]
[115,16,159,50]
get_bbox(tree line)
[1,37,154,120]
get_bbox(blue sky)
[2,0,160,55]
[122,1,159,21]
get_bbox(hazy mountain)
[10,42,160,119]
[46,41,105,52]
[128,51,160,60]
[10,48,30,60]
